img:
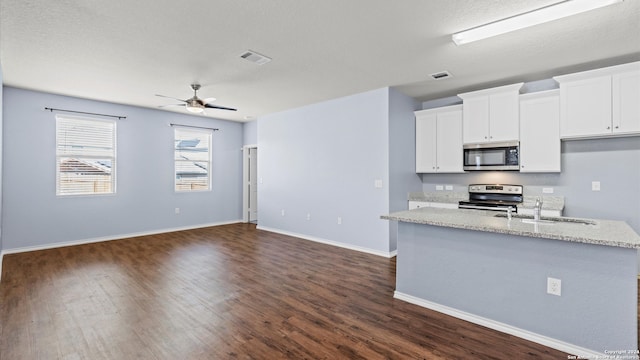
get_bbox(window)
[56,115,116,196]
[174,127,212,191]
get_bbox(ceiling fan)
[156,83,237,114]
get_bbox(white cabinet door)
[415,105,463,173]
[436,110,463,172]
[415,113,437,173]
[519,91,561,173]
[462,96,489,143]
[613,71,640,134]
[429,202,459,210]
[489,91,520,142]
[408,201,429,210]
[559,76,612,138]
[459,83,523,144]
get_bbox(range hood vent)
[240,50,272,65]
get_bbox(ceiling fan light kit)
[452,0,624,45]
[186,101,204,113]
[156,83,237,114]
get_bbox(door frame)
[242,144,258,223]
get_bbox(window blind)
[174,127,212,191]
[56,115,116,195]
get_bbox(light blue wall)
[397,222,637,353]
[243,120,257,146]
[257,88,392,255]
[1,87,243,251]
[388,88,421,251]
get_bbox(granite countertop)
[382,207,640,249]
[408,192,565,212]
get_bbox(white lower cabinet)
[408,201,458,210]
[408,201,429,210]
[519,90,561,172]
[415,105,463,173]
[430,202,459,209]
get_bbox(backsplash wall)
[420,137,640,234]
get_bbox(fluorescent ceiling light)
[452,0,623,45]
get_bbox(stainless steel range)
[458,184,523,212]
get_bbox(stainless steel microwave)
[463,141,519,171]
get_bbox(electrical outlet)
[436,185,444,191]
[547,277,562,296]
[592,181,601,191]
[306,213,311,221]
[445,185,453,191]
[543,187,554,194]
[337,217,342,225]
[175,207,180,214]
[281,209,285,217]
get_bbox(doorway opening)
[242,145,258,223]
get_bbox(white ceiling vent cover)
[240,50,272,65]
[429,71,452,80]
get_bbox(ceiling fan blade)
[204,103,237,111]
[155,94,187,102]
[158,104,186,108]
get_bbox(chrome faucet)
[534,197,543,221]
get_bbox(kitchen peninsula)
[382,207,640,357]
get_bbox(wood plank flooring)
[0,223,608,359]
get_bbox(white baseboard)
[393,291,605,359]
[0,220,243,257]
[257,226,396,258]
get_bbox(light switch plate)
[542,188,554,194]
[445,185,453,191]
[374,179,383,188]
[592,181,601,191]
[436,185,444,191]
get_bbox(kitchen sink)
[493,213,596,225]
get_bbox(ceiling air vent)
[240,50,272,65]
[430,71,452,80]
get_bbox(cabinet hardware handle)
[607,126,610,129]
[615,126,619,129]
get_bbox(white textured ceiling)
[1,0,639,122]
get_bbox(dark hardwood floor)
[0,223,612,359]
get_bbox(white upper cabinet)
[554,61,640,139]
[613,70,640,135]
[519,90,561,173]
[459,83,523,144]
[436,109,464,172]
[415,111,437,173]
[415,105,463,173]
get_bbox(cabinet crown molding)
[414,104,462,116]
[553,61,640,83]
[519,89,560,100]
[457,82,524,99]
